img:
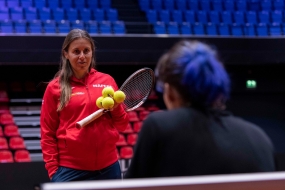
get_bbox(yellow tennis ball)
[102,87,114,98]
[96,96,104,109]
[101,97,114,109]
[113,90,126,103]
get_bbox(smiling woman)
[40,29,129,182]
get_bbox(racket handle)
[76,109,105,128]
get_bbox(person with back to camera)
[40,29,129,182]
[125,40,275,178]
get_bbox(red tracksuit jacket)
[40,68,129,178]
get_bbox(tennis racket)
[76,67,155,128]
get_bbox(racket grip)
[76,109,105,128]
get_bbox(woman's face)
[64,38,93,79]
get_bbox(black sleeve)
[124,115,158,178]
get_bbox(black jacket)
[125,107,275,178]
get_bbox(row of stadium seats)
[146,9,285,24]
[0,7,119,22]
[0,111,31,163]
[153,21,285,36]
[139,0,285,11]
[0,20,126,34]
[0,0,111,9]
[0,149,31,162]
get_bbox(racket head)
[120,68,155,112]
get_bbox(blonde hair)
[56,29,96,111]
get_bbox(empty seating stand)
[0,0,125,35]
[139,0,285,36]
[0,0,284,36]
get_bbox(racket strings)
[121,70,154,110]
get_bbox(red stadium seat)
[116,134,127,146]
[139,110,150,121]
[122,123,133,134]
[133,121,142,133]
[127,133,138,146]
[0,90,9,103]
[0,150,13,163]
[0,113,14,125]
[120,146,133,159]
[4,124,20,137]
[0,137,8,149]
[9,137,26,150]
[0,104,10,114]
[14,150,31,162]
[128,111,139,122]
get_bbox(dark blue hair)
[156,40,230,108]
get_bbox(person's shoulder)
[146,108,188,123]
[226,115,259,129]
[225,115,270,140]
[46,78,59,88]
[44,78,60,95]
[147,109,170,119]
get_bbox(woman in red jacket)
[40,29,129,182]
